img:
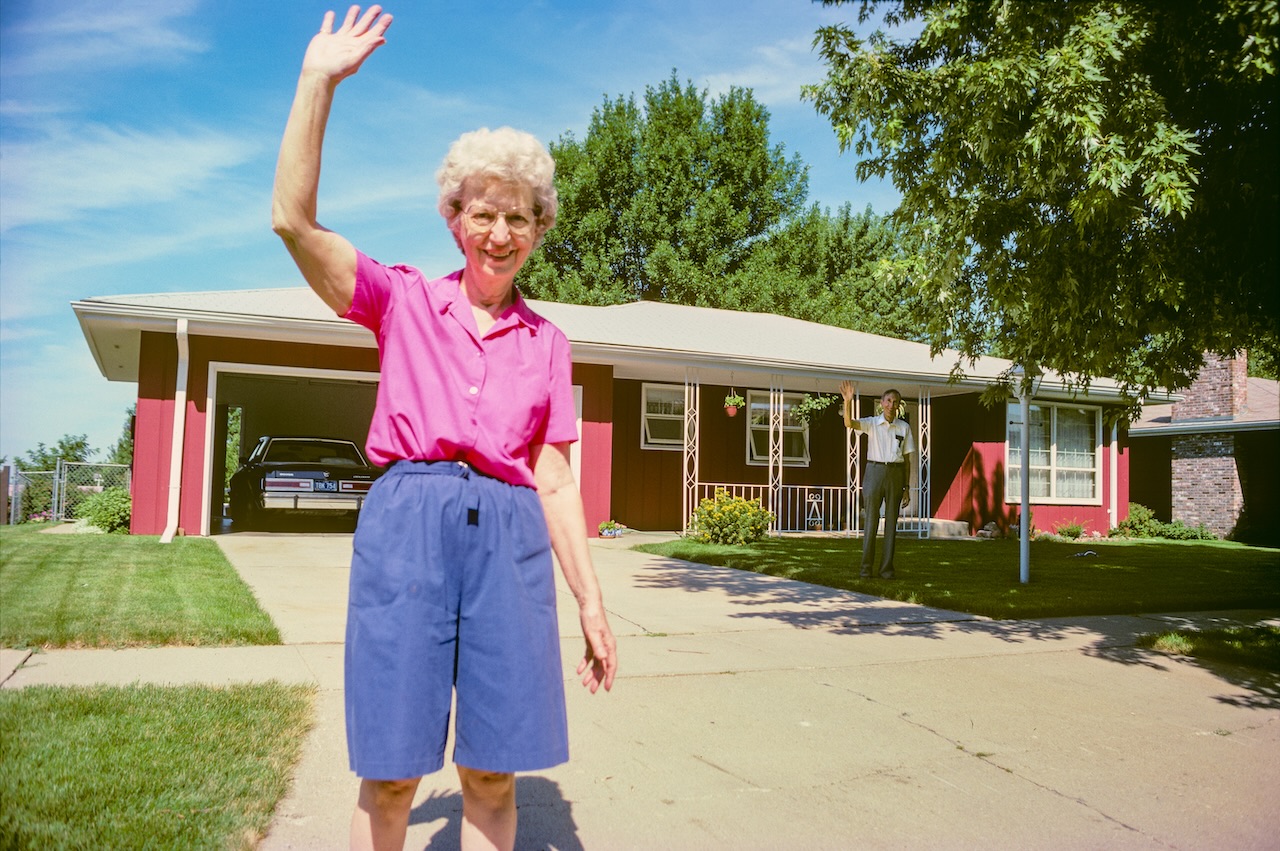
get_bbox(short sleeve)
[535,329,579,446]
[343,250,396,334]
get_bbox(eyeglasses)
[461,204,537,236]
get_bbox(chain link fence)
[8,470,56,524]
[7,462,131,525]
[58,462,131,522]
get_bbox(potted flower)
[598,520,621,538]
[723,392,745,417]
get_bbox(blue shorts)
[344,460,568,779]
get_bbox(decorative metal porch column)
[916,386,932,538]
[845,384,859,536]
[681,369,700,536]
[768,374,784,535]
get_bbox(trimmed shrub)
[1053,519,1084,539]
[79,487,132,534]
[690,488,774,545]
[1114,504,1163,538]
[1112,503,1218,541]
[1158,520,1218,541]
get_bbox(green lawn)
[0,523,279,648]
[633,535,1280,619]
[1137,624,1280,673]
[0,683,314,851]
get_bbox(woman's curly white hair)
[436,127,558,236]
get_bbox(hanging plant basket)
[724,390,745,417]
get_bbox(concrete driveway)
[8,530,1277,849]
[215,531,1280,850]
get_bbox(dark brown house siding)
[609,381,854,530]
[1129,434,1173,522]
[610,379,683,530]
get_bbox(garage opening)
[208,365,379,534]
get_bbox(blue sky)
[0,0,902,464]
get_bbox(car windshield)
[264,440,364,466]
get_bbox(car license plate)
[313,480,337,492]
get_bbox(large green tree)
[726,202,929,339]
[13,434,95,472]
[521,72,929,339]
[522,73,810,305]
[805,0,1278,403]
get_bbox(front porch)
[664,371,937,538]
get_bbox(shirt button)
[468,386,479,395]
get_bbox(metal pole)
[1020,388,1031,584]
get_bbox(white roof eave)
[71,290,1142,404]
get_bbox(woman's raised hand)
[302,5,393,84]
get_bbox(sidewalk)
[5,531,1278,849]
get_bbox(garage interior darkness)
[210,371,379,532]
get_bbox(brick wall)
[1171,432,1242,536]
[1172,352,1247,420]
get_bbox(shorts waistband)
[389,459,477,479]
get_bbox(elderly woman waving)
[272,7,617,851]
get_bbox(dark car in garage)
[228,436,384,528]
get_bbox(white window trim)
[1005,402,1103,506]
[745,390,811,467]
[641,382,685,451]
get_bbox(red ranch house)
[73,289,1143,539]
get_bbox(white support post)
[161,318,191,544]
[682,370,699,536]
[1019,389,1031,584]
[768,374,784,535]
[845,383,858,537]
[917,386,932,538]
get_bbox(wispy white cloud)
[0,0,205,77]
[0,122,259,232]
[700,36,825,108]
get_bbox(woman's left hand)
[576,606,617,694]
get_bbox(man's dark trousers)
[861,461,906,578]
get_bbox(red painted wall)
[572,363,614,536]
[134,332,618,537]
[131,327,1132,539]
[930,394,1129,536]
[131,332,178,534]
[131,333,379,535]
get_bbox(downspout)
[160,319,190,543]
[1109,420,1119,530]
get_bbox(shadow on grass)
[408,776,582,851]
[630,554,1280,710]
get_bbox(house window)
[641,383,685,450]
[746,390,810,467]
[1006,403,1101,503]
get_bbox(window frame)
[640,382,686,451]
[745,390,811,467]
[1005,402,1103,505]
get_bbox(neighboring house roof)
[1130,377,1280,436]
[72,286,1144,403]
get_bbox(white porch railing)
[696,482,855,534]
[694,482,933,536]
[682,382,934,539]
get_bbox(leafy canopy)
[804,0,1279,402]
[519,72,929,339]
[13,434,95,472]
